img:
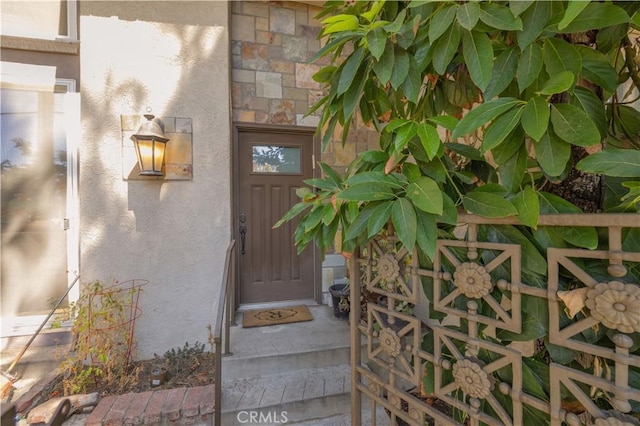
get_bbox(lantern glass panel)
[152,141,166,172]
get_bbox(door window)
[251,145,301,174]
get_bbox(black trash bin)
[329,283,350,319]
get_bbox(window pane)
[1,87,69,316]
[1,1,69,39]
[252,145,301,174]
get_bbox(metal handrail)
[212,239,236,426]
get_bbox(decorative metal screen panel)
[349,215,640,426]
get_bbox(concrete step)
[221,364,352,425]
[222,343,356,381]
[288,401,391,425]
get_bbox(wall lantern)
[130,114,170,176]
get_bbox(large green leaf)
[383,8,406,33]
[367,201,394,238]
[517,1,550,49]
[513,186,540,228]
[304,205,325,232]
[322,202,337,226]
[485,225,547,274]
[498,144,527,191]
[428,115,459,131]
[344,171,403,188]
[616,105,640,143]
[462,30,494,92]
[407,176,443,215]
[520,359,551,405]
[539,192,598,249]
[457,2,480,30]
[439,193,458,225]
[535,130,571,177]
[479,3,522,30]
[337,47,365,96]
[510,0,534,17]
[575,46,618,93]
[537,71,574,96]
[373,40,394,85]
[596,23,629,54]
[417,122,441,160]
[429,4,457,42]
[557,0,589,30]
[396,15,419,50]
[414,40,434,73]
[560,2,630,33]
[401,56,422,104]
[482,106,524,152]
[484,47,518,100]
[517,42,544,93]
[415,210,437,261]
[322,213,339,248]
[390,47,410,90]
[322,14,359,35]
[633,9,640,29]
[445,143,483,161]
[392,198,417,251]
[366,27,387,61]
[543,38,582,78]
[474,183,510,196]
[451,97,521,139]
[338,183,396,201]
[497,310,547,341]
[492,126,525,164]
[361,0,386,22]
[545,341,577,365]
[521,96,550,142]
[312,66,336,83]
[570,86,607,138]
[274,201,310,228]
[344,203,377,241]
[320,163,343,188]
[343,62,367,121]
[394,121,417,151]
[463,190,517,218]
[576,148,640,178]
[433,23,462,75]
[550,103,601,147]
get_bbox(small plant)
[54,279,145,395]
[162,341,207,376]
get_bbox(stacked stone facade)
[230,0,380,175]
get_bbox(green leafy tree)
[276,1,640,422]
[277,0,640,259]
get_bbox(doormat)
[242,305,313,328]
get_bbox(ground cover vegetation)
[276,1,640,423]
[49,280,215,398]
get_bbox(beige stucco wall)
[79,1,230,359]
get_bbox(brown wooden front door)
[236,128,316,304]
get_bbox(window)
[1,0,77,41]
[1,63,79,336]
[252,145,301,174]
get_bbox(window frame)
[0,1,78,51]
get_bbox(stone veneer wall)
[230,0,380,175]
[230,1,381,302]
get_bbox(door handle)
[239,214,247,255]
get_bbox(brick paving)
[84,384,215,426]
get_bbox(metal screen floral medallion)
[350,216,640,426]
